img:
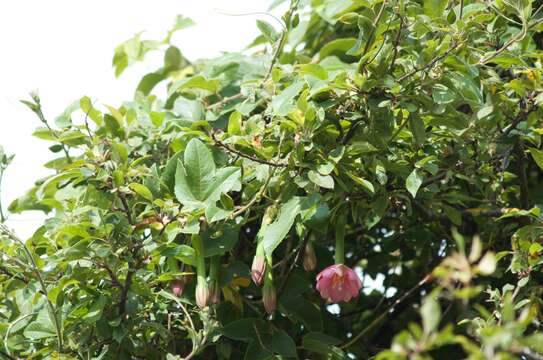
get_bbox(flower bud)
[209,280,221,304]
[251,254,266,286]
[195,280,209,309]
[262,283,276,314]
[303,242,317,271]
[170,278,185,297]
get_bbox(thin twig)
[341,274,432,349]
[261,0,300,85]
[211,132,288,168]
[208,93,244,110]
[0,224,63,352]
[397,41,462,82]
[388,16,404,72]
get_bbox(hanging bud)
[195,280,209,309]
[303,242,317,271]
[209,280,221,304]
[262,256,275,314]
[251,254,266,285]
[262,283,276,314]
[170,278,185,297]
[252,206,276,286]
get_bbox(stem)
[192,234,206,283]
[335,215,346,264]
[0,169,6,222]
[209,256,219,282]
[0,224,63,352]
[341,274,432,349]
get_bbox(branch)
[207,93,244,110]
[0,224,63,352]
[397,41,461,82]
[211,132,288,168]
[261,0,300,85]
[341,274,432,349]
[515,142,530,209]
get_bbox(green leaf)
[184,138,216,201]
[263,197,302,255]
[271,82,305,116]
[421,295,441,334]
[529,148,543,170]
[270,330,297,358]
[406,169,423,198]
[423,0,448,18]
[256,20,279,44]
[129,183,154,201]
[308,170,334,189]
[221,318,269,341]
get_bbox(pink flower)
[251,255,266,286]
[170,279,185,297]
[316,264,362,303]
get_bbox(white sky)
[0,0,281,238]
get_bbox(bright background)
[0,0,282,238]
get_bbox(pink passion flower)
[316,264,362,303]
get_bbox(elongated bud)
[303,241,317,271]
[251,254,266,285]
[170,278,185,297]
[262,256,275,314]
[262,283,276,314]
[209,280,220,304]
[196,280,209,308]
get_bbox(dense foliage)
[2,0,543,358]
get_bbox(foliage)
[2,0,543,358]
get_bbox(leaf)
[173,96,204,122]
[271,82,305,116]
[423,0,448,18]
[421,295,441,334]
[184,138,216,201]
[256,20,279,44]
[409,116,426,145]
[478,252,497,275]
[529,148,543,170]
[221,318,269,341]
[263,197,302,256]
[406,169,423,198]
[270,330,298,358]
[308,170,334,189]
[129,183,154,201]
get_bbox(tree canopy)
[2,0,543,358]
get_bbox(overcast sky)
[0,0,282,238]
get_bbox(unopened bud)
[303,242,317,271]
[195,281,209,309]
[262,283,276,314]
[209,281,221,304]
[170,278,185,297]
[251,255,266,286]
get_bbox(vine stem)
[0,168,6,222]
[261,0,301,85]
[0,224,63,352]
[341,274,432,349]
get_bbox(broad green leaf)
[271,82,305,116]
[406,169,423,198]
[421,295,441,334]
[308,170,334,189]
[184,138,216,201]
[263,197,302,255]
[129,183,154,201]
[529,148,543,170]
